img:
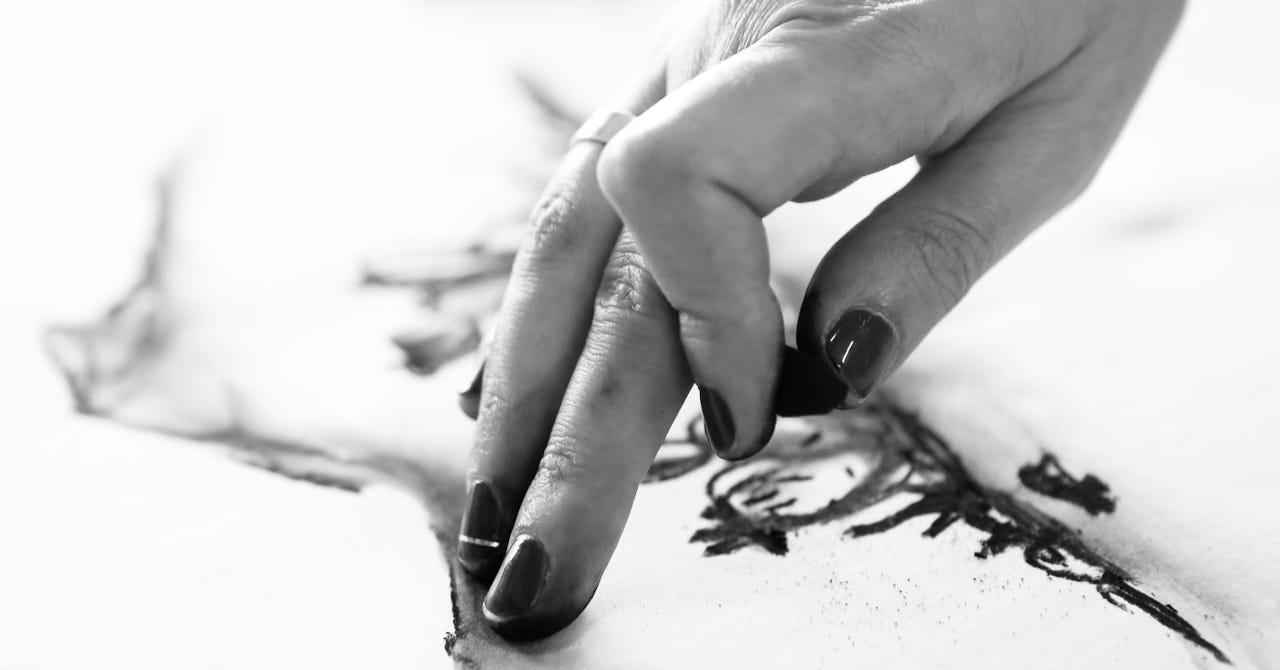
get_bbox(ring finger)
[482,231,691,638]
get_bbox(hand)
[456,0,1183,638]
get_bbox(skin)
[460,0,1185,639]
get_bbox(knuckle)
[524,185,587,258]
[477,382,515,422]
[598,128,698,214]
[897,206,997,309]
[537,437,598,488]
[593,245,668,326]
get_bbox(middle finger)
[458,140,628,579]
[482,231,692,638]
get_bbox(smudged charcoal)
[392,326,480,376]
[682,401,1230,665]
[1017,454,1118,515]
[643,416,716,483]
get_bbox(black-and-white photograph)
[1,0,1276,668]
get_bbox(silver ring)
[570,108,637,147]
[458,533,501,548]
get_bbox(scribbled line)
[43,171,176,415]
[688,402,1230,665]
[690,411,909,557]
[644,416,716,483]
[1017,453,1117,515]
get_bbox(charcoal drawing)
[682,402,1229,663]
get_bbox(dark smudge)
[643,416,716,483]
[1018,453,1117,515]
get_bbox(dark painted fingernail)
[824,310,899,402]
[699,386,736,453]
[457,480,505,578]
[774,345,848,417]
[457,361,484,420]
[483,534,550,622]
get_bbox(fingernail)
[457,361,484,420]
[483,534,550,622]
[824,310,898,401]
[699,385,736,453]
[457,480,505,578]
[774,345,848,417]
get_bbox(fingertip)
[698,385,736,453]
[704,400,776,461]
[456,479,509,581]
[481,533,596,640]
[796,268,902,406]
[483,598,588,641]
[822,308,900,402]
[727,418,776,461]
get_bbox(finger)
[482,232,690,639]
[796,51,1149,401]
[458,80,666,579]
[596,36,972,458]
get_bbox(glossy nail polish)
[699,386,736,453]
[774,345,848,417]
[457,362,484,420]
[484,534,550,622]
[457,480,505,578]
[824,310,898,401]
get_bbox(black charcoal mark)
[692,524,790,557]
[687,402,1230,665]
[392,327,480,376]
[242,458,364,492]
[744,489,780,506]
[770,474,814,484]
[206,428,378,493]
[445,562,463,657]
[44,170,176,414]
[643,416,715,483]
[444,561,482,669]
[361,252,512,294]
[763,498,797,514]
[1018,453,1117,516]
[690,420,910,557]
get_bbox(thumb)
[793,71,1132,408]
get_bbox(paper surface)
[3,0,1278,668]
[32,123,1278,670]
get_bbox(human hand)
[456,0,1183,639]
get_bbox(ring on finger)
[569,108,637,147]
